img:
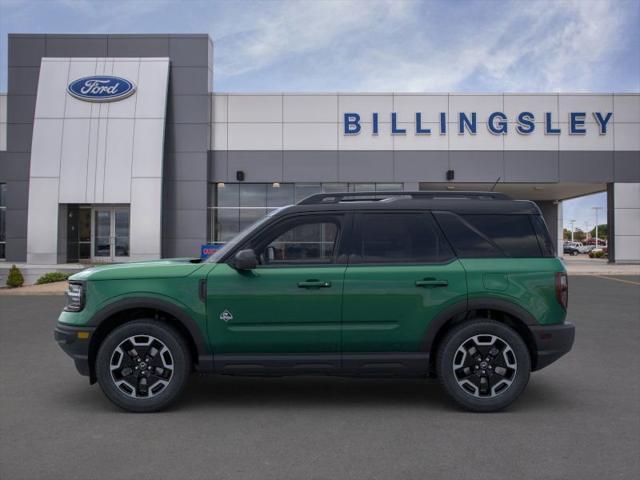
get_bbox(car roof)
[275,191,541,216]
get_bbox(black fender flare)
[87,297,212,372]
[422,297,537,353]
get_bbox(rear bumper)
[530,322,575,371]
[54,323,95,377]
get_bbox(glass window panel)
[352,183,376,192]
[322,183,348,193]
[434,212,503,258]
[215,208,241,242]
[94,210,111,257]
[239,207,267,233]
[240,184,267,207]
[462,214,542,258]
[267,183,294,208]
[0,183,6,207]
[0,243,5,259]
[358,213,454,264]
[216,183,239,208]
[295,183,322,202]
[375,183,403,191]
[78,208,91,242]
[263,221,339,264]
[78,243,91,260]
[0,209,5,242]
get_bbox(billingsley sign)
[67,76,136,102]
[343,111,613,135]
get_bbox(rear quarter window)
[434,212,544,258]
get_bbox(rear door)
[341,211,467,357]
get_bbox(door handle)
[415,279,448,288]
[297,280,331,289]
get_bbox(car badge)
[219,310,233,322]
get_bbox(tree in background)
[589,224,608,240]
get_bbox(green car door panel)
[341,260,468,352]
[206,263,345,353]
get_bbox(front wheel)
[436,319,531,412]
[96,320,191,412]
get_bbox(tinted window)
[531,215,556,257]
[356,213,454,264]
[434,212,543,258]
[259,219,340,265]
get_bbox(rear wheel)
[96,320,191,412]
[436,319,530,412]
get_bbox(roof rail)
[297,191,511,205]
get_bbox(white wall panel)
[393,95,448,123]
[283,123,338,150]
[338,122,393,150]
[211,123,227,150]
[35,59,70,118]
[283,95,338,123]
[130,178,162,258]
[339,95,393,122]
[105,60,139,118]
[212,94,228,123]
[30,119,64,177]
[131,119,165,177]
[393,123,448,150]
[66,60,97,118]
[135,60,170,119]
[450,95,502,120]
[26,177,60,264]
[614,209,640,236]
[58,119,90,203]
[504,94,558,121]
[85,118,100,202]
[613,94,640,123]
[0,94,7,122]
[103,119,134,203]
[448,125,504,150]
[228,123,283,150]
[228,95,282,123]
[559,123,614,150]
[614,183,640,208]
[614,123,640,151]
[559,95,613,123]
[504,128,559,150]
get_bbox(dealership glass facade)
[208,182,404,243]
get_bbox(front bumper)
[530,322,575,371]
[54,323,96,377]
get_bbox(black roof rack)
[297,191,511,205]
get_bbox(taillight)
[555,272,568,310]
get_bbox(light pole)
[592,206,603,248]
[570,219,576,242]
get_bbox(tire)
[572,250,578,256]
[96,320,191,412]
[436,319,531,412]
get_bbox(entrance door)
[92,207,130,262]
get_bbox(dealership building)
[0,33,638,265]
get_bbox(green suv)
[55,191,574,412]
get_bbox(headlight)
[64,282,85,312]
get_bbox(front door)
[207,213,349,356]
[92,206,130,262]
[341,212,467,355]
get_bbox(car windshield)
[206,206,290,263]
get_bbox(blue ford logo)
[67,76,136,102]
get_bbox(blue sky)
[1,0,638,227]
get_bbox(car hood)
[69,258,207,281]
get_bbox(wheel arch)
[424,298,539,374]
[87,298,211,383]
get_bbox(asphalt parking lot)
[1,275,639,480]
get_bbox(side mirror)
[233,249,258,271]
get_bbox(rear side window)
[531,215,556,257]
[355,213,454,264]
[434,212,543,258]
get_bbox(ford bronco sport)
[55,191,575,412]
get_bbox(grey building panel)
[283,151,339,182]
[163,180,208,211]
[535,200,559,254]
[6,208,28,239]
[0,153,30,181]
[165,123,210,153]
[5,236,27,262]
[338,151,394,182]
[5,180,29,210]
[7,67,40,95]
[209,151,228,182]
[614,151,640,182]
[6,95,36,124]
[45,35,108,57]
[165,152,210,181]
[163,208,208,239]
[169,36,211,67]
[6,124,33,153]
[228,151,284,182]
[107,35,170,57]
[559,151,614,183]
[394,151,449,182]
[163,237,204,258]
[449,151,504,183]
[504,151,559,182]
[8,35,45,67]
[167,95,210,124]
[169,67,211,95]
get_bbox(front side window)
[355,212,454,264]
[254,217,341,266]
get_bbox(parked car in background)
[563,242,581,256]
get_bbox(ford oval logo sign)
[67,76,136,102]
